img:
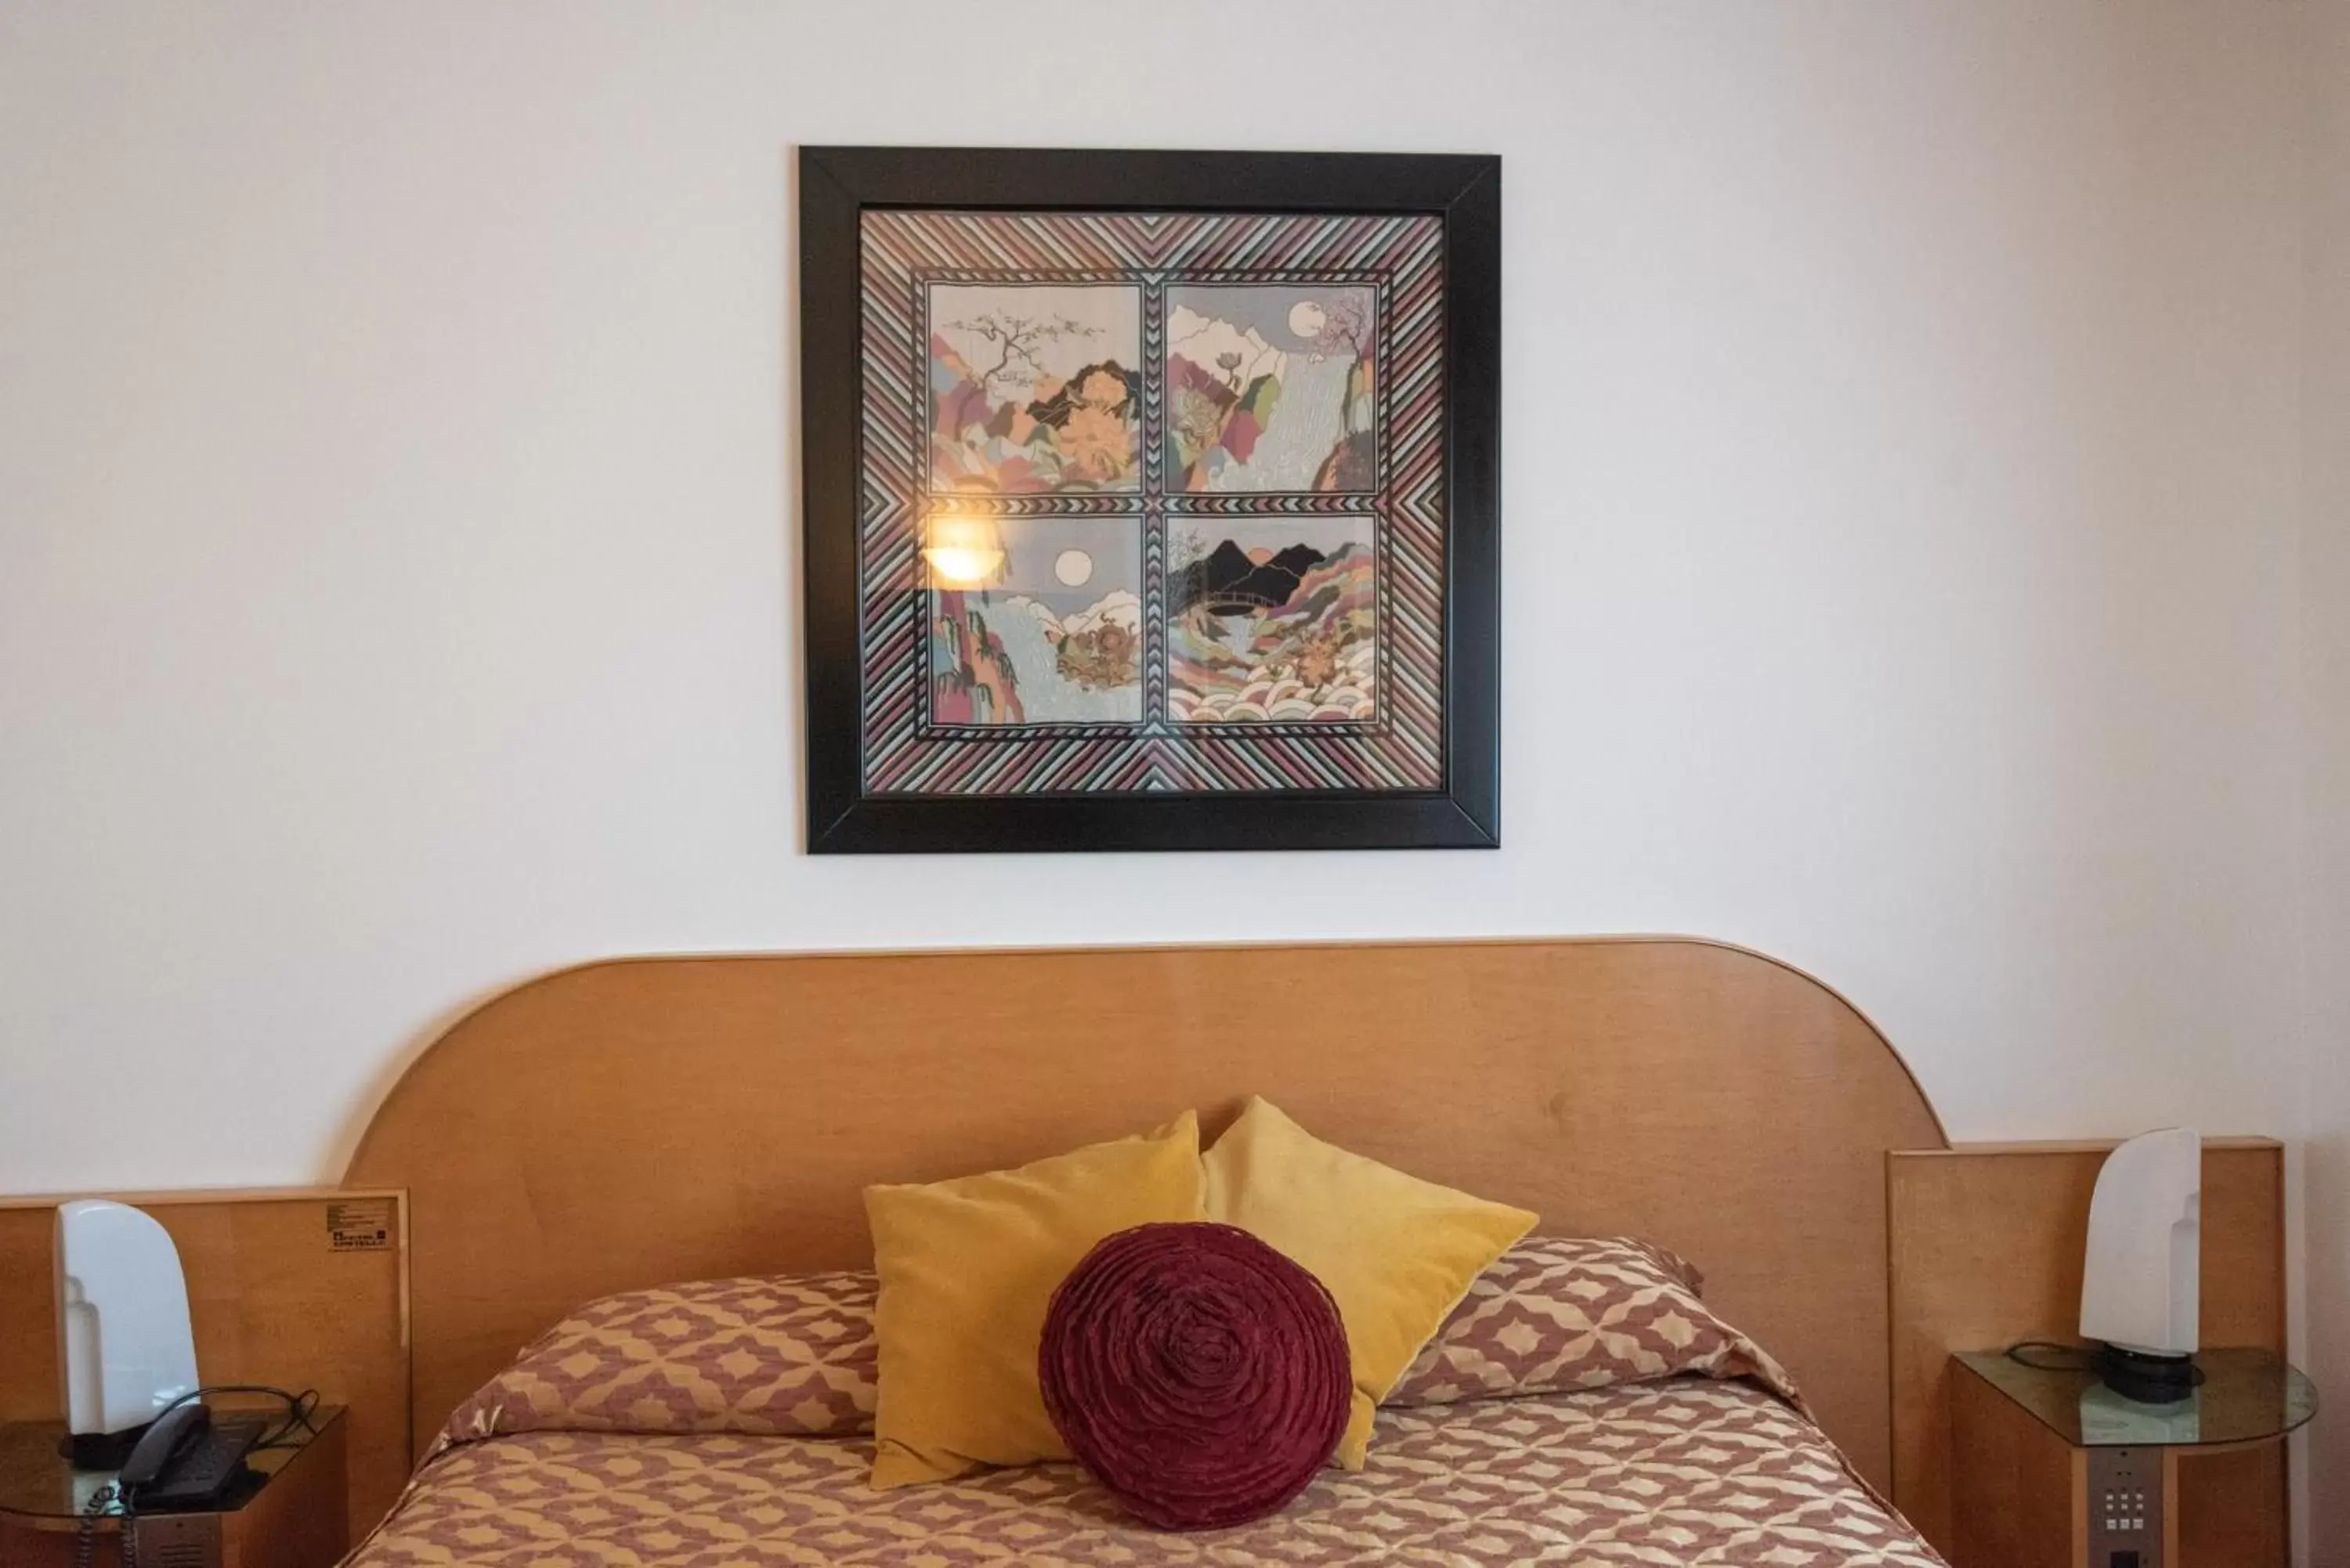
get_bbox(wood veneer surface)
[344,937,1948,1485]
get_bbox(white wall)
[2297,0,2350,1538]
[0,0,2315,1210]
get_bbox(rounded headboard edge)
[344,933,1949,1178]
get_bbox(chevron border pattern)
[857,209,1446,796]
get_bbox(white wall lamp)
[55,1200,201,1465]
[2078,1126,2202,1403]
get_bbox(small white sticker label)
[327,1198,394,1252]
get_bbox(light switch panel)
[2084,1447,2162,1568]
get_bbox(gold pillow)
[865,1111,1206,1487]
[1202,1097,1536,1468]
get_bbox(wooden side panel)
[341,938,1949,1486]
[0,1192,407,1545]
[1949,1361,2082,1568]
[0,1522,128,1566]
[225,1411,349,1568]
[2177,1445,2289,1568]
[1888,1140,2287,1554]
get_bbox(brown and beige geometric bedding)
[440,1270,879,1443]
[1386,1234,1778,1409]
[428,1236,1730,1455]
[346,1378,1944,1566]
[350,1241,1946,1566]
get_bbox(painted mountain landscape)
[929,518,1143,724]
[1169,519,1375,723]
[1166,284,1376,493]
[929,284,1141,493]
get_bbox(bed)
[339,938,1954,1564]
[349,1387,1940,1565]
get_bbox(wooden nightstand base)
[1950,1366,2288,1568]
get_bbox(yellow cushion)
[864,1111,1206,1487]
[1202,1098,1536,1469]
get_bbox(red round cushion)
[1038,1221,1351,1531]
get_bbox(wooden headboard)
[342,937,1948,1486]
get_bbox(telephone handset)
[115,1401,263,1508]
[117,1403,206,1494]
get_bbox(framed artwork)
[800,146,1498,853]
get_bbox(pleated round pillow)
[1038,1221,1350,1531]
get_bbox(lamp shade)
[56,1201,200,1435]
[2079,1127,2201,1359]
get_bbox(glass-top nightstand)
[1954,1347,2316,1450]
[1947,1348,2314,1568]
[0,1402,348,1567]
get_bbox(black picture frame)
[800,146,1499,853]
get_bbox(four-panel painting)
[923,276,1383,734]
[804,148,1498,851]
[864,209,1441,794]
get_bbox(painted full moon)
[1288,300,1327,338]
[1054,548,1094,587]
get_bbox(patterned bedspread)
[346,1377,1945,1566]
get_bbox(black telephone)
[115,1403,263,1508]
